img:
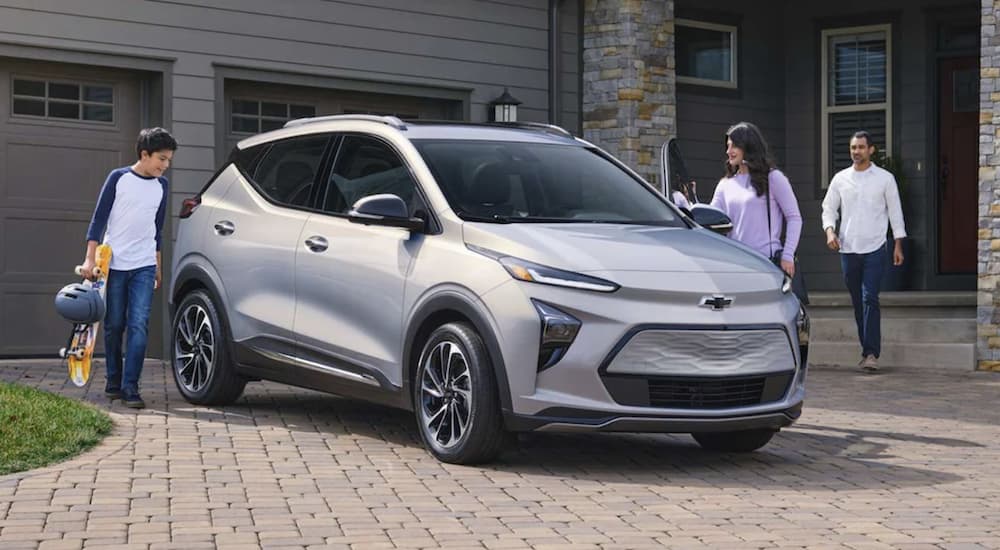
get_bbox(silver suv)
[169,115,809,464]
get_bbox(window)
[821,25,891,187]
[251,135,328,207]
[676,19,738,88]
[11,78,114,123]
[323,136,422,215]
[231,99,316,134]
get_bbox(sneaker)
[861,355,879,372]
[122,394,146,409]
[104,386,123,399]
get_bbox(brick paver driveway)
[2,360,1000,549]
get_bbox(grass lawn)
[0,382,112,476]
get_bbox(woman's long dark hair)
[724,122,775,197]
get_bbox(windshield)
[412,139,685,226]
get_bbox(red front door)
[938,56,978,273]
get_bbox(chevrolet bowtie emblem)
[699,294,733,311]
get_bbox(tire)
[171,289,246,405]
[692,429,776,452]
[414,322,508,464]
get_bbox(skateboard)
[59,243,112,387]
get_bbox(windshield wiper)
[460,213,512,224]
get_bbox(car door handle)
[214,220,235,236]
[304,235,328,253]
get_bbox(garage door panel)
[0,59,142,356]
[0,289,96,356]
[2,212,91,281]
[3,138,123,211]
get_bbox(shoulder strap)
[765,180,773,259]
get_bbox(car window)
[251,135,328,208]
[322,135,423,215]
[412,139,684,226]
[230,144,266,176]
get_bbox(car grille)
[602,372,794,410]
[605,328,795,376]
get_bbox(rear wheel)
[414,322,508,464]
[692,429,776,452]
[171,290,246,405]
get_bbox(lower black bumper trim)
[503,402,803,433]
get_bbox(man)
[821,131,906,373]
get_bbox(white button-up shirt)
[821,164,907,255]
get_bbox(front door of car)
[293,134,424,389]
[204,134,330,347]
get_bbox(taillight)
[179,196,201,219]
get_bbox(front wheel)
[692,429,776,452]
[171,290,246,405]
[414,322,508,464]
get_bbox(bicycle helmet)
[54,283,106,323]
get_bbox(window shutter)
[829,111,886,175]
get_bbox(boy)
[81,127,176,408]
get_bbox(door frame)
[925,5,978,290]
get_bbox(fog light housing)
[797,305,810,368]
[532,300,581,371]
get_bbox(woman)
[710,122,802,277]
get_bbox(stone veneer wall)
[979,0,1000,370]
[582,0,676,190]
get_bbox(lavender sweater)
[710,169,802,262]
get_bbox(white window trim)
[820,23,892,188]
[675,18,738,89]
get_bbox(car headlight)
[468,245,620,293]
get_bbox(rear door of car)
[202,133,331,351]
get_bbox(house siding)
[0,0,578,220]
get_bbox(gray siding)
[677,0,975,291]
[0,0,578,229]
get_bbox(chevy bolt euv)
[170,115,809,464]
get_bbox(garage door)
[224,79,460,153]
[0,58,142,357]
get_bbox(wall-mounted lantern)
[489,88,521,122]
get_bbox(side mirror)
[689,204,733,236]
[348,194,424,232]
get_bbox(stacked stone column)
[582,0,676,190]
[979,1,1000,370]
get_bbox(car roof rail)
[283,114,407,130]
[493,121,574,139]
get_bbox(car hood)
[462,222,778,274]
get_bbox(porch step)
[809,342,974,369]
[807,291,975,370]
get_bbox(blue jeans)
[841,247,886,358]
[104,265,156,397]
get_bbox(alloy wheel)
[174,303,215,393]
[419,340,473,451]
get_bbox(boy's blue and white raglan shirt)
[86,167,168,271]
